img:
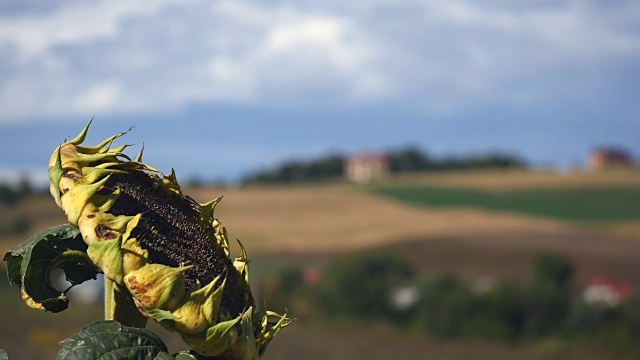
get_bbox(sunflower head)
[43,121,292,358]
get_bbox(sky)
[0,0,639,185]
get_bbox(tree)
[0,184,19,205]
[322,252,415,321]
[243,154,345,184]
[524,253,575,337]
[415,276,477,338]
[470,282,526,342]
[388,147,432,173]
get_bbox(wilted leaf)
[3,224,99,312]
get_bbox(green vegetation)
[371,185,640,222]
[243,154,344,185]
[321,252,415,320]
[0,178,37,205]
[0,184,20,205]
[388,147,524,173]
[0,180,35,235]
[261,251,640,355]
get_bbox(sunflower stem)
[104,277,147,327]
[104,277,115,321]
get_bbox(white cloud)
[72,81,122,113]
[0,0,639,122]
[203,1,385,104]
[0,1,169,60]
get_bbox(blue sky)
[1,0,639,185]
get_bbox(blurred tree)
[524,253,575,337]
[415,276,477,338]
[322,252,415,321]
[243,154,344,184]
[242,147,525,184]
[259,267,304,311]
[531,252,574,288]
[567,298,618,338]
[470,282,526,342]
[388,146,432,173]
[0,183,19,205]
[15,175,34,197]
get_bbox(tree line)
[0,178,35,205]
[0,178,37,235]
[241,146,524,185]
[261,251,640,355]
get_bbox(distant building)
[302,266,323,286]
[389,285,421,311]
[582,275,632,307]
[345,153,390,184]
[589,147,633,170]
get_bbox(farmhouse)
[582,275,632,307]
[345,153,390,184]
[589,147,633,170]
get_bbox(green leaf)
[58,320,171,360]
[3,224,99,312]
[0,349,8,360]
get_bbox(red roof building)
[589,147,633,171]
[582,275,633,306]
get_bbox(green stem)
[104,277,115,320]
[104,277,147,328]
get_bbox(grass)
[370,185,640,222]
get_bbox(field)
[1,169,640,359]
[370,186,640,222]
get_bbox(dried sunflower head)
[46,121,291,358]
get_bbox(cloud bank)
[0,0,639,122]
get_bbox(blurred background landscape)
[1,0,640,359]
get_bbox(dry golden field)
[190,184,575,253]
